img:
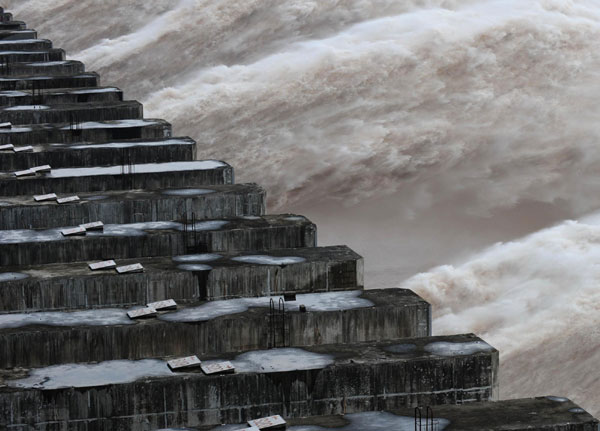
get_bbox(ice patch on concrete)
[162,188,214,196]
[84,195,108,201]
[177,264,213,271]
[68,138,193,150]
[231,255,306,265]
[4,105,49,110]
[172,253,221,263]
[0,308,132,329]
[385,343,417,354]
[0,272,29,282]
[161,290,372,322]
[0,228,62,244]
[9,359,173,390]
[230,348,334,373]
[424,341,494,357]
[288,411,450,430]
[89,221,180,237]
[49,161,227,177]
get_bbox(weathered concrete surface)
[0,215,317,266]
[0,73,99,91]
[0,245,360,311]
[0,100,143,124]
[0,86,122,106]
[0,289,430,367]
[0,160,232,197]
[0,48,64,63]
[0,183,263,230]
[0,136,195,172]
[0,60,84,77]
[0,118,170,146]
[0,335,497,430]
[0,39,52,51]
[0,30,37,41]
[0,21,25,31]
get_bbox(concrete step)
[0,159,230,197]
[0,30,36,41]
[0,244,360,311]
[0,59,84,77]
[0,100,143,124]
[0,39,52,51]
[0,21,25,31]
[0,288,426,368]
[0,335,498,429]
[0,118,170,147]
[0,86,122,106]
[0,13,13,22]
[0,72,99,91]
[220,398,598,431]
[0,214,317,266]
[0,48,64,63]
[0,182,264,230]
[0,136,195,172]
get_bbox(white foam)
[424,341,494,357]
[48,161,226,178]
[67,138,193,150]
[9,359,173,390]
[231,255,306,265]
[0,308,132,329]
[161,290,373,322]
[0,272,29,282]
[4,105,49,110]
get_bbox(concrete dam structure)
[0,8,596,431]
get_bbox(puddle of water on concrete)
[231,255,306,265]
[424,341,494,357]
[0,272,29,282]
[49,161,227,178]
[0,308,132,329]
[172,253,221,263]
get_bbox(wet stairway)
[0,8,596,431]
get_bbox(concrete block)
[0,48,64,63]
[0,118,171,147]
[0,100,143,124]
[0,30,35,41]
[0,335,498,429]
[0,159,231,197]
[0,288,429,367]
[0,73,99,91]
[0,39,51,51]
[0,214,316,266]
[0,135,191,171]
[0,183,264,230]
[0,245,361,311]
[0,86,123,106]
[0,21,25,31]
[1,59,84,76]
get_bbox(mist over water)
[7,0,600,416]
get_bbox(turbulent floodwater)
[7,0,600,416]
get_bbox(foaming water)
[6,0,600,419]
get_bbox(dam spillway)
[0,8,596,431]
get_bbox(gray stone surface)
[0,30,37,41]
[0,183,263,230]
[0,48,64,63]
[0,335,498,430]
[0,244,360,311]
[0,39,52,51]
[0,289,429,368]
[0,215,316,266]
[0,73,99,91]
[0,60,84,77]
[0,86,122,106]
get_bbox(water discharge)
[7,0,600,417]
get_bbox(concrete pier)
[0,289,429,368]
[0,73,99,90]
[1,59,85,76]
[0,245,361,311]
[0,86,123,106]
[0,215,317,266]
[0,39,53,51]
[0,48,64,63]
[0,30,37,40]
[0,136,196,171]
[0,335,498,430]
[0,183,264,229]
[0,160,231,196]
[0,100,143,124]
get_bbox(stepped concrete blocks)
[0,30,37,40]
[0,21,27,31]
[0,48,64,63]
[0,183,264,230]
[0,100,143,124]
[0,335,497,430]
[0,160,231,197]
[0,73,100,90]
[0,136,194,172]
[0,118,170,146]
[0,86,123,106]
[0,39,53,51]
[0,288,429,368]
[1,59,85,76]
[0,215,317,266]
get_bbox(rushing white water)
[6,0,600,418]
